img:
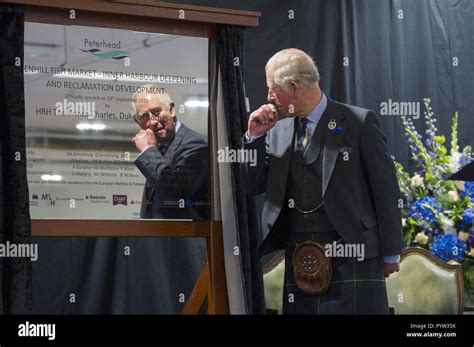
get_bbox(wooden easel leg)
[181,263,210,314]
[206,237,215,314]
[181,221,229,314]
[209,222,229,314]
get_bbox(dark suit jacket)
[135,123,210,220]
[242,98,403,259]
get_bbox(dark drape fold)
[32,237,128,314]
[216,25,265,314]
[241,0,474,168]
[0,3,32,314]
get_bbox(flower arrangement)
[394,98,474,301]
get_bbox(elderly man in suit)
[130,84,209,313]
[242,48,403,314]
[132,84,209,220]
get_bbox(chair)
[262,247,465,314]
[262,250,285,314]
[385,247,464,314]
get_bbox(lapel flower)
[333,127,343,134]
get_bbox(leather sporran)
[292,240,332,295]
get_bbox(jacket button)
[267,223,272,229]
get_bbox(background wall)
[173,0,474,169]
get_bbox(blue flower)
[431,234,467,262]
[333,127,343,134]
[458,208,474,231]
[461,182,474,201]
[416,170,425,178]
[463,208,474,227]
[408,197,440,226]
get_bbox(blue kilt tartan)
[282,230,389,315]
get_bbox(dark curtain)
[216,25,266,314]
[32,236,204,314]
[32,238,126,314]
[240,0,474,169]
[172,0,474,167]
[0,3,32,314]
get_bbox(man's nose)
[149,115,159,127]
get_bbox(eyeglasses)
[134,108,173,123]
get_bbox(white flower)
[411,174,424,188]
[455,181,465,191]
[458,232,469,243]
[439,214,456,235]
[448,190,459,203]
[415,232,429,245]
[449,152,461,173]
[402,218,406,227]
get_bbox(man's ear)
[169,102,176,117]
[290,80,302,97]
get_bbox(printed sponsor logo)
[113,195,127,206]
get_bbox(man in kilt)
[242,48,403,314]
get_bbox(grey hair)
[265,48,320,90]
[131,83,173,114]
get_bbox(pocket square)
[339,147,353,153]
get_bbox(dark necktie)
[297,117,309,151]
[158,132,175,155]
[158,144,167,155]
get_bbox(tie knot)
[158,144,167,154]
[298,117,308,136]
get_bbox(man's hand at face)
[133,128,157,152]
[247,103,278,138]
[383,262,400,277]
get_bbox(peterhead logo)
[80,39,129,60]
[113,195,127,206]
